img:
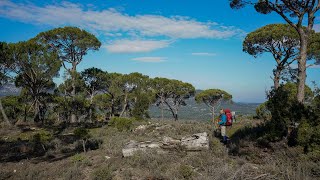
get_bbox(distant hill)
[149,90,260,121]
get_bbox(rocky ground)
[0,119,318,180]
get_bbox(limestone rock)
[122,132,209,157]
[180,132,209,151]
[122,140,162,157]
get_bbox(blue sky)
[0,0,319,103]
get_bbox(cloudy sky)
[1,0,320,103]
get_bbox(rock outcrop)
[122,132,209,157]
[122,140,163,157]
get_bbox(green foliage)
[34,26,101,64]
[262,83,314,142]
[0,42,13,84]
[34,27,101,123]
[230,0,319,17]
[109,117,135,131]
[296,93,320,152]
[255,102,271,121]
[308,32,320,62]
[243,24,302,88]
[32,130,53,143]
[131,93,152,119]
[1,95,24,122]
[243,24,299,58]
[57,72,86,95]
[74,127,90,139]
[81,67,106,96]
[230,0,320,105]
[70,154,86,163]
[153,77,195,120]
[195,89,232,107]
[9,40,61,123]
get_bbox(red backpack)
[225,109,233,126]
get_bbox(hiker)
[218,109,227,144]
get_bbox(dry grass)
[0,118,319,180]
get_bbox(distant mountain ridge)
[149,89,260,120]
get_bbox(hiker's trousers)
[221,125,226,137]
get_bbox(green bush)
[265,83,313,141]
[70,154,86,163]
[92,165,115,180]
[32,130,53,143]
[74,127,90,139]
[109,117,135,131]
[74,127,91,152]
[297,121,320,152]
[256,102,271,121]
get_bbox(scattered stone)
[134,125,148,132]
[104,155,111,159]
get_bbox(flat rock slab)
[181,132,209,151]
[122,132,209,157]
[122,140,162,157]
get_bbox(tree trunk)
[0,98,11,126]
[71,64,77,123]
[120,93,128,117]
[274,68,281,90]
[82,139,86,153]
[297,31,308,103]
[174,113,178,121]
[89,94,94,123]
[164,101,177,121]
[174,108,178,121]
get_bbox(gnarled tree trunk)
[71,64,77,123]
[297,31,308,103]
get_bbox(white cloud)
[0,0,244,39]
[191,52,216,56]
[105,40,170,53]
[132,57,167,63]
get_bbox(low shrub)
[70,154,86,163]
[108,117,135,131]
[92,164,115,180]
[179,164,194,179]
[255,102,271,121]
[73,127,91,152]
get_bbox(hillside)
[0,119,316,180]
